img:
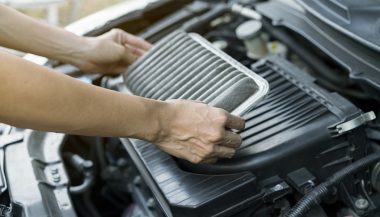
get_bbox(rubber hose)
[261,20,352,88]
[181,4,228,33]
[284,151,380,217]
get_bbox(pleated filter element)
[123,31,269,115]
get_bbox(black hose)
[262,20,373,100]
[261,20,352,87]
[181,4,229,33]
[283,151,380,217]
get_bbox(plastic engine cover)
[120,55,368,217]
[187,55,368,180]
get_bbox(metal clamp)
[231,4,262,20]
[331,111,376,135]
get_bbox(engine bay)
[2,0,380,217]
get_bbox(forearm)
[0,5,89,64]
[0,51,163,139]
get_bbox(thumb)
[103,45,138,75]
[118,30,152,51]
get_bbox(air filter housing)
[119,55,370,217]
[123,31,269,115]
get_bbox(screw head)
[355,198,369,210]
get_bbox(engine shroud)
[121,55,368,217]
[187,55,368,180]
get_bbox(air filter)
[123,31,269,115]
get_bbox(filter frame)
[123,31,269,116]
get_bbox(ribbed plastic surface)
[122,138,259,217]
[123,31,268,115]
[186,55,363,179]
[122,55,365,216]
[239,59,330,155]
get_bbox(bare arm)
[0,5,152,74]
[0,51,162,138]
[0,5,245,163]
[0,5,88,63]
[0,52,245,163]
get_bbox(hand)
[154,100,245,164]
[73,29,152,74]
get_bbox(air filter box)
[120,52,370,216]
[188,55,370,180]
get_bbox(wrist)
[134,98,169,143]
[61,36,95,67]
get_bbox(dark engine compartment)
[2,0,380,217]
[121,54,370,217]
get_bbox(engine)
[2,0,380,217]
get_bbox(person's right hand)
[153,100,245,164]
[71,29,152,75]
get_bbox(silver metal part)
[231,4,262,20]
[355,198,370,210]
[332,111,376,135]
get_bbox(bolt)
[272,184,284,191]
[355,198,369,210]
[307,180,315,187]
[147,198,155,209]
[304,180,316,194]
[133,176,142,186]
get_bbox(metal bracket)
[330,111,376,135]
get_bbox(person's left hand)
[73,29,152,74]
